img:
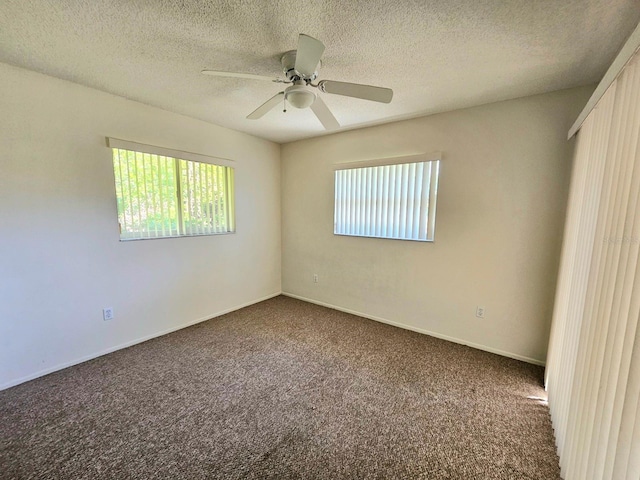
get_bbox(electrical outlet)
[313,274,319,283]
[103,307,114,321]
[476,306,485,318]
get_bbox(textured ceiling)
[1,0,639,143]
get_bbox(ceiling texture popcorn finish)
[1,0,638,143]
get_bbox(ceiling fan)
[201,34,393,130]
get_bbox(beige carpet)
[0,296,560,479]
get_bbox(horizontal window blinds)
[545,49,640,480]
[334,160,439,242]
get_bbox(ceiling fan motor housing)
[281,50,320,82]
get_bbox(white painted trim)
[106,137,236,166]
[0,292,281,391]
[332,152,442,169]
[282,292,546,366]
[568,21,640,139]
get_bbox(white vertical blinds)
[334,160,439,241]
[545,49,640,480]
[111,147,235,240]
[177,158,235,236]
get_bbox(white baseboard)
[282,292,546,367]
[0,292,282,391]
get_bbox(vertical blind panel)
[411,162,422,239]
[613,330,640,479]
[393,166,402,238]
[334,160,439,241]
[546,50,640,480]
[427,161,439,240]
[592,63,640,480]
[546,115,601,459]
[382,166,390,237]
[226,167,235,232]
[567,84,619,480]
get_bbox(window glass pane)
[112,149,180,239]
[112,148,235,240]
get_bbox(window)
[108,139,235,240]
[334,155,440,241]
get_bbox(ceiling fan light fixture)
[284,85,316,109]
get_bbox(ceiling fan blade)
[295,34,325,78]
[310,96,340,130]
[247,92,285,119]
[201,70,283,83]
[318,80,393,103]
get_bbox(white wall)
[281,86,593,364]
[0,63,281,389]
[0,58,593,387]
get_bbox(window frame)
[107,138,236,241]
[333,153,440,242]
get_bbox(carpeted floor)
[1,296,561,479]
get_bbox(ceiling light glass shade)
[285,85,316,109]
